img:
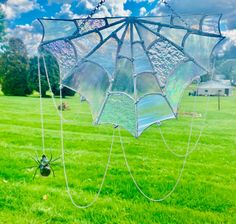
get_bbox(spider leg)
[31,156,40,165]
[51,156,61,163]
[36,153,41,164]
[50,166,55,177]
[22,165,38,170]
[49,148,53,162]
[51,163,62,167]
[32,167,39,180]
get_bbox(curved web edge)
[136,17,224,74]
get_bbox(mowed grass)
[0,90,235,224]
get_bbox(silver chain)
[161,0,189,27]
[37,55,45,155]
[78,0,106,31]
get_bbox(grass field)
[0,90,235,224]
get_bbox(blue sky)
[3,0,159,28]
[0,0,236,56]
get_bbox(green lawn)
[0,90,235,224]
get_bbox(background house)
[197,80,233,96]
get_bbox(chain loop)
[78,0,106,31]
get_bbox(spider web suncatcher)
[39,15,224,137]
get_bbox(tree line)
[0,37,75,97]
[0,9,74,97]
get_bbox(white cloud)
[55,3,80,19]
[0,0,41,19]
[6,24,42,56]
[140,7,147,16]
[223,29,236,44]
[222,29,236,52]
[54,1,131,19]
[134,0,155,3]
[48,0,74,5]
[106,0,131,17]
[77,0,94,10]
[79,0,131,17]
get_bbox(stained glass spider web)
[39,14,224,137]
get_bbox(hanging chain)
[37,55,45,155]
[161,0,189,28]
[78,0,106,31]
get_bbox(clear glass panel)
[107,18,125,25]
[148,39,188,87]
[76,18,106,34]
[201,15,221,34]
[172,15,203,29]
[88,37,118,75]
[135,23,157,49]
[71,32,101,58]
[133,42,153,74]
[139,16,171,25]
[43,40,77,79]
[133,25,140,42]
[112,57,134,94]
[99,23,125,40]
[137,94,175,136]
[184,34,220,70]
[144,23,159,33]
[41,19,77,42]
[99,93,136,136]
[172,15,221,34]
[62,61,109,118]
[116,25,126,40]
[136,73,161,98]
[165,61,205,113]
[160,27,187,46]
[157,16,172,24]
[119,25,132,58]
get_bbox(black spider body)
[39,155,51,176]
[31,154,60,179]
[40,164,51,176]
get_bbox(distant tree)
[216,59,236,85]
[0,7,5,43]
[0,38,31,96]
[0,8,6,83]
[60,86,76,97]
[28,53,58,97]
[200,74,211,82]
[28,50,75,97]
